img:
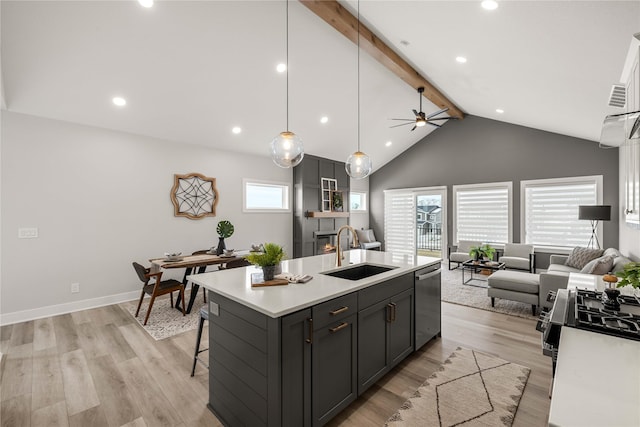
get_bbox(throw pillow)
[612,256,633,273]
[565,247,604,270]
[356,229,374,244]
[580,255,614,275]
[603,248,622,259]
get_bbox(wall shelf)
[305,211,350,218]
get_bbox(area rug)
[385,347,530,427]
[122,296,206,340]
[441,265,536,319]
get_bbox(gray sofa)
[538,248,633,309]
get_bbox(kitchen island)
[189,250,441,427]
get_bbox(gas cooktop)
[569,290,640,341]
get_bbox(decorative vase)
[262,265,276,281]
[216,237,226,255]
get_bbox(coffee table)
[461,259,506,287]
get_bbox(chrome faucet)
[335,225,359,267]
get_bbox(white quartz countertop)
[188,250,441,318]
[548,327,640,427]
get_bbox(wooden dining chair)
[133,262,185,326]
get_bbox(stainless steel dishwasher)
[414,263,442,349]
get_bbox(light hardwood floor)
[1,300,551,427]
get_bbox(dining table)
[150,253,244,314]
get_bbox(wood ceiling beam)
[299,0,464,120]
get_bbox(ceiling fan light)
[416,120,427,127]
[271,131,304,168]
[346,151,372,180]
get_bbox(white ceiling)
[2,1,639,172]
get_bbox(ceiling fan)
[390,87,457,131]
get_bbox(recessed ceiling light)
[112,97,126,106]
[496,108,504,114]
[232,127,242,134]
[138,0,154,8]
[320,116,329,124]
[276,63,287,73]
[481,0,499,11]
[455,56,467,63]
[385,141,392,147]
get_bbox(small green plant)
[216,220,234,238]
[246,243,285,267]
[469,244,496,261]
[616,261,640,289]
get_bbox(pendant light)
[345,0,372,179]
[271,0,304,168]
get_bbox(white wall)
[618,148,640,260]
[0,111,293,324]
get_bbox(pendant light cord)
[286,0,290,132]
[357,0,360,152]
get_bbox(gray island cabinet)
[188,250,441,427]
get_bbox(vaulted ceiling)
[2,1,639,172]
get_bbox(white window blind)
[384,191,415,256]
[522,176,601,248]
[454,183,511,244]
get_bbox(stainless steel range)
[537,288,640,375]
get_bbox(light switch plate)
[209,301,219,316]
[18,228,38,239]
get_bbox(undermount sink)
[321,263,398,281]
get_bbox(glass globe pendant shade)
[271,131,304,168]
[345,151,372,179]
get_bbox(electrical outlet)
[71,283,80,293]
[18,228,38,239]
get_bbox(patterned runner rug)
[386,347,530,427]
[122,295,206,340]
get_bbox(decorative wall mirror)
[321,178,337,212]
[170,172,219,219]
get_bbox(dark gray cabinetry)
[293,155,350,258]
[357,273,414,394]
[281,309,312,427]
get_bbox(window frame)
[452,181,513,245]
[520,175,603,250]
[350,191,367,212]
[242,179,291,213]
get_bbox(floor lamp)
[578,205,611,249]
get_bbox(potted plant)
[215,220,234,255]
[469,244,496,262]
[246,243,285,281]
[616,261,640,290]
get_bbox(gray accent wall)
[369,115,619,254]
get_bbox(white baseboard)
[0,290,140,326]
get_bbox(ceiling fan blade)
[411,125,417,131]
[412,109,420,117]
[389,118,415,121]
[389,122,414,128]
[426,121,442,128]
[427,116,454,121]
[426,107,449,119]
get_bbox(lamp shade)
[345,151,372,180]
[578,205,611,221]
[271,131,304,168]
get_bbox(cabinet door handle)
[386,303,393,323]
[390,302,397,322]
[329,322,348,333]
[306,318,313,344]
[330,306,349,316]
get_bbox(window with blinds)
[384,191,416,256]
[522,176,602,248]
[453,182,512,244]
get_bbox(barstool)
[190,306,209,376]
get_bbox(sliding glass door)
[384,187,447,259]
